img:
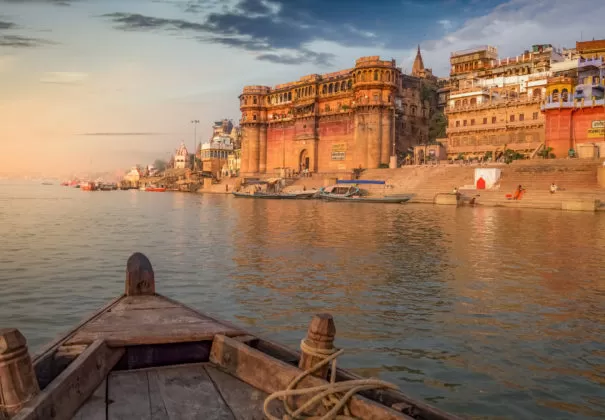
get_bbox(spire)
[412,44,425,77]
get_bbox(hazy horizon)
[1,0,603,177]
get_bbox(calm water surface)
[1,182,604,419]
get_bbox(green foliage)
[483,151,493,161]
[420,83,436,103]
[503,149,525,164]
[537,146,555,159]
[153,159,167,172]
[456,153,465,161]
[429,110,447,141]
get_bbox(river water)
[0,182,603,419]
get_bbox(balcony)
[541,98,605,110]
[578,58,603,69]
[446,97,542,114]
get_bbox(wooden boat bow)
[0,253,461,420]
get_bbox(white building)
[174,142,189,169]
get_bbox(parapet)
[355,56,397,69]
[242,85,271,94]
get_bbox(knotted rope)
[263,339,398,420]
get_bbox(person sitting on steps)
[550,182,558,194]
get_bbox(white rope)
[263,339,398,420]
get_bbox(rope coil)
[263,340,398,420]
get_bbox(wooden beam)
[12,340,124,420]
[125,252,155,296]
[0,329,40,419]
[209,335,412,420]
[298,313,335,379]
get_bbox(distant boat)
[318,185,360,199]
[80,182,97,191]
[320,194,411,204]
[41,182,53,186]
[232,191,299,199]
[145,185,166,192]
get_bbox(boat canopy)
[336,180,386,185]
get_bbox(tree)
[503,149,524,164]
[537,146,556,159]
[429,110,447,142]
[153,159,167,172]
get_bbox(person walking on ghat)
[550,182,558,194]
[513,184,525,200]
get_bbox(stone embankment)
[197,159,605,211]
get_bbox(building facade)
[542,47,605,158]
[443,45,563,159]
[174,142,189,169]
[239,54,434,175]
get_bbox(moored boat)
[232,191,299,199]
[321,194,412,203]
[80,182,97,191]
[145,185,166,192]
[0,253,459,420]
[318,184,360,199]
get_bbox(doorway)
[300,149,310,172]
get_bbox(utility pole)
[191,120,199,171]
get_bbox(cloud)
[0,20,17,30]
[0,0,75,5]
[0,34,54,48]
[79,132,167,136]
[39,71,88,84]
[438,19,453,31]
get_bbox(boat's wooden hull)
[321,195,411,203]
[232,192,299,199]
[0,253,460,420]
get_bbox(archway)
[299,149,310,173]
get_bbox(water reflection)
[0,182,603,419]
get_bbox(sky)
[1,0,604,176]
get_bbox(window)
[253,114,257,121]
[471,119,475,126]
[253,97,257,104]
[483,117,488,124]
[519,114,524,121]
[533,112,539,120]
[456,121,460,127]
[492,116,497,123]
[463,120,467,126]
[331,151,345,161]
[373,93,379,102]
[510,115,515,122]
[325,104,331,112]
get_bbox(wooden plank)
[80,307,209,329]
[205,365,285,420]
[73,379,106,420]
[66,322,242,347]
[35,344,88,390]
[120,341,212,370]
[109,296,181,312]
[107,371,153,420]
[147,370,169,420]
[150,364,235,420]
[13,340,124,420]
[209,335,412,420]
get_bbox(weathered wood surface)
[298,313,336,379]
[63,295,243,347]
[105,363,276,420]
[72,380,106,420]
[125,252,155,296]
[210,335,413,420]
[13,340,124,420]
[0,329,40,419]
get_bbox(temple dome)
[175,142,189,157]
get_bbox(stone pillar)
[259,125,267,174]
[240,126,249,174]
[353,111,368,169]
[248,125,260,174]
[381,108,392,166]
[366,109,381,168]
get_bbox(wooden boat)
[80,182,96,191]
[232,191,299,199]
[0,253,459,420]
[145,185,166,192]
[321,194,412,204]
[318,185,360,199]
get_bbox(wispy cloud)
[79,132,168,136]
[0,34,55,48]
[0,0,76,5]
[39,71,88,84]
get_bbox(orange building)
[238,54,435,175]
[542,44,605,158]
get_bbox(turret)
[239,86,270,174]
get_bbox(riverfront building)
[202,119,242,177]
[542,40,605,158]
[443,44,563,159]
[239,52,436,175]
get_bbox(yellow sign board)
[588,128,605,138]
[592,120,605,129]
[332,143,347,152]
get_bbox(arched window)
[341,81,346,91]
[462,99,468,106]
[328,83,333,94]
[322,85,327,94]
[335,83,339,93]
[347,80,352,89]
[387,72,391,82]
[470,98,477,106]
[455,100,461,108]
[552,89,559,101]
[244,97,248,105]
[561,88,569,101]
[361,72,366,82]
[533,88,541,98]
[374,70,379,81]
[253,96,257,104]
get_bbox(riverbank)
[192,159,605,212]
